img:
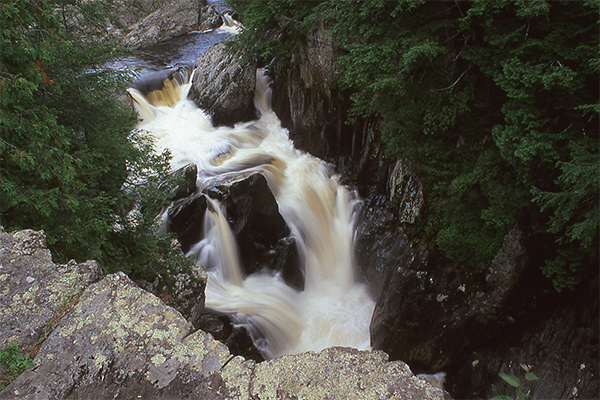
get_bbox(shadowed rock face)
[0,231,451,400]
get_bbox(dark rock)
[170,163,198,200]
[270,23,346,161]
[269,25,388,199]
[197,308,265,362]
[369,227,529,372]
[167,173,302,289]
[210,173,302,289]
[167,192,208,253]
[451,276,599,399]
[388,160,424,224]
[189,42,257,126]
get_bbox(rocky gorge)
[261,19,599,400]
[1,1,598,399]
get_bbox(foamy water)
[128,69,374,359]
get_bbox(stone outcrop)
[0,229,103,350]
[121,0,222,49]
[369,226,529,372]
[167,173,302,289]
[189,42,258,126]
[270,23,349,162]
[1,231,450,400]
[388,160,424,224]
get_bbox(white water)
[128,69,374,359]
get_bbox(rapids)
[128,68,374,360]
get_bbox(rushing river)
[125,10,374,360]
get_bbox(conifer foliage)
[230,0,599,291]
[0,1,189,280]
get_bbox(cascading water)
[128,67,374,360]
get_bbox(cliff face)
[266,25,599,400]
[0,229,450,400]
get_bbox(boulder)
[170,163,199,201]
[168,192,209,252]
[0,235,451,399]
[0,228,102,350]
[2,272,231,400]
[167,173,302,289]
[122,0,222,49]
[189,42,257,126]
[216,173,300,286]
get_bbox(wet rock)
[355,194,398,294]
[198,0,226,31]
[168,192,209,252]
[167,173,301,289]
[0,228,102,350]
[219,174,294,275]
[122,0,222,49]
[170,163,198,201]
[189,42,257,126]
[197,308,265,363]
[208,173,302,289]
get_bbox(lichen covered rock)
[1,230,451,400]
[2,272,231,399]
[0,228,102,349]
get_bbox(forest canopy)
[229,0,599,291]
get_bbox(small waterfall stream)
[127,41,374,360]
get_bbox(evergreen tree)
[229,0,599,290]
[0,1,193,283]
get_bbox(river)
[124,8,375,360]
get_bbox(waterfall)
[128,69,374,359]
[219,13,242,34]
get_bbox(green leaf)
[490,396,514,400]
[516,389,530,399]
[499,373,521,388]
[525,372,539,381]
